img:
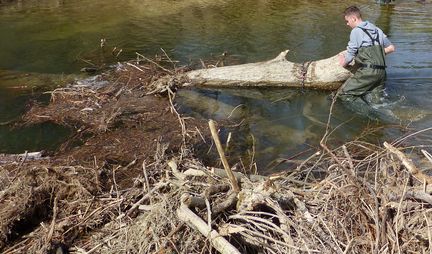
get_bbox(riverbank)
[1,60,431,253]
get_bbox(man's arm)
[339,29,362,67]
[385,44,395,54]
[382,34,395,54]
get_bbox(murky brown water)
[1,0,431,171]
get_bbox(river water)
[1,0,431,171]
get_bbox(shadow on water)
[0,84,71,154]
[0,123,71,154]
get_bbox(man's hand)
[338,53,346,67]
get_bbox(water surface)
[1,0,431,171]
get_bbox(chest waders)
[340,28,387,103]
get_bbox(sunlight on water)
[1,0,431,171]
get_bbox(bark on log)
[186,50,353,90]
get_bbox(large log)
[186,50,353,90]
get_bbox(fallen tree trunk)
[185,50,353,90]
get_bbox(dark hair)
[343,6,362,18]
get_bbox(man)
[338,6,395,102]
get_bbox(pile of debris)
[0,58,431,253]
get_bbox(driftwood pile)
[70,130,432,254]
[0,54,431,253]
[2,127,431,253]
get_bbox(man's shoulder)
[361,21,385,33]
[350,27,364,36]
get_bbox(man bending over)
[338,6,395,103]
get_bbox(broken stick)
[384,142,432,185]
[177,194,241,254]
[208,120,240,192]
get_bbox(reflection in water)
[375,2,395,35]
[0,0,431,172]
[176,88,382,171]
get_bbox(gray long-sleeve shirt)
[345,21,392,64]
